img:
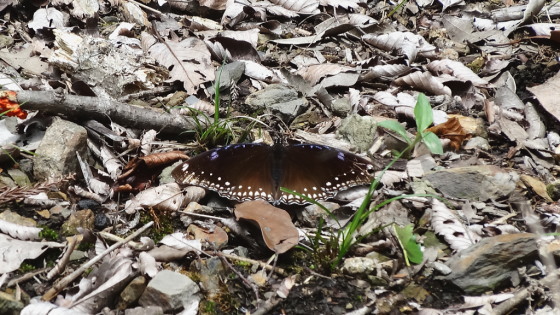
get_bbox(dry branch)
[41,221,154,301]
[14,90,205,136]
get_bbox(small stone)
[424,165,519,201]
[117,276,147,310]
[342,257,376,275]
[245,84,308,123]
[0,210,37,227]
[124,306,164,315]
[213,61,245,91]
[61,209,94,235]
[330,97,352,116]
[463,136,490,150]
[337,114,378,152]
[0,291,24,315]
[33,117,87,181]
[139,270,200,312]
[191,257,226,298]
[77,199,101,210]
[6,169,31,187]
[298,201,340,227]
[94,213,110,230]
[445,233,538,293]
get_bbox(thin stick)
[41,221,153,301]
[218,252,287,277]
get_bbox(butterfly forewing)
[172,144,277,203]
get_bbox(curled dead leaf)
[187,224,229,249]
[117,151,189,189]
[427,117,471,151]
[234,200,299,253]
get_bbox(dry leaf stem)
[42,221,154,301]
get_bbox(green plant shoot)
[284,93,444,270]
[393,224,423,266]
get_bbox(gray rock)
[191,257,226,299]
[33,117,87,181]
[117,276,147,310]
[424,165,519,201]
[213,61,245,92]
[337,114,377,152]
[463,136,490,150]
[445,233,538,293]
[0,210,37,227]
[342,257,376,275]
[0,291,24,315]
[139,270,200,312]
[6,169,31,187]
[124,306,164,315]
[245,84,308,123]
[61,209,94,236]
[0,35,14,49]
[330,97,352,116]
[298,201,340,227]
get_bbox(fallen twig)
[41,221,154,301]
[218,252,287,277]
[13,90,204,136]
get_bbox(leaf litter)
[0,0,560,314]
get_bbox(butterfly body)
[172,143,375,205]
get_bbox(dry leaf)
[0,234,63,273]
[296,63,354,85]
[187,224,229,249]
[394,71,453,96]
[427,117,471,150]
[520,175,553,202]
[123,183,185,214]
[362,31,437,61]
[431,199,481,251]
[266,0,320,16]
[427,59,488,86]
[235,200,299,253]
[142,33,214,94]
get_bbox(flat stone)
[0,210,37,227]
[117,276,147,310]
[191,257,226,299]
[245,83,308,123]
[124,306,164,315]
[33,117,87,181]
[139,270,200,312]
[6,169,30,187]
[424,165,519,201]
[61,209,94,236]
[0,291,24,315]
[337,114,377,152]
[445,233,538,294]
[342,257,376,275]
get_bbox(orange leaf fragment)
[0,91,27,119]
[234,200,299,254]
[427,117,471,151]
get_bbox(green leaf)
[421,131,443,155]
[377,120,413,145]
[394,224,423,265]
[414,93,433,132]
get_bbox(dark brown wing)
[278,144,375,204]
[172,143,277,203]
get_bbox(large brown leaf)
[235,200,299,253]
